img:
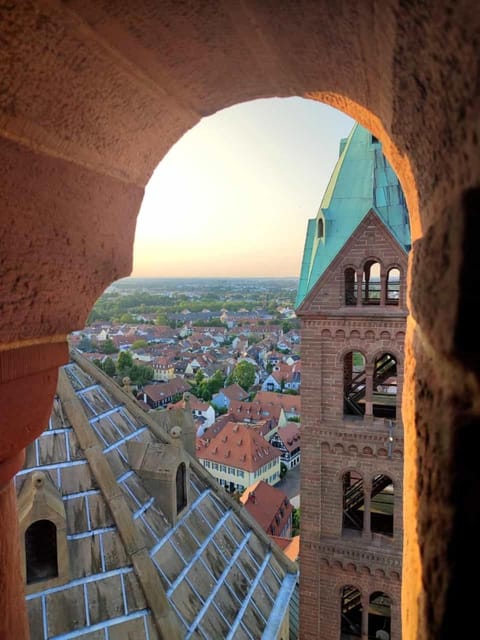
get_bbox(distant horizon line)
[119,275,300,280]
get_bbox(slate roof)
[16,351,298,640]
[296,123,411,307]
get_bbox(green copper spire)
[295,123,411,308]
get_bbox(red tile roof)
[196,422,280,472]
[240,480,292,533]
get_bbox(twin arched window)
[343,351,398,420]
[344,263,402,307]
[340,587,391,639]
[341,472,394,538]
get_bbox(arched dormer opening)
[176,462,187,514]
[17,471,68,593]
[317,216,324,239]
[25,519,58,584]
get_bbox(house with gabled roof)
[254,391,301,420]
[211,383,249,410]
[16,351,298,640]
[269,422,301,469]
[240,480,293,539]
[142,378,191,409]
[196,421,281,494]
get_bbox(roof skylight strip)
[48,609,149,640]
[133,496,155,519]
[63,488,101,501]
[103,427,148,453]
[224,552,272,640]
[143,615,151,640]
[17,459,87,476]
[41,595,48,640]
[184,531,253,638]
[261,573,299,639]
[84,583,90,627]
[77,383,98,394]
[40,427,72,436]
[167,509,231,596]
[149,490,210,557]
[26,567,133,600]
[118,470,134,483]
[67,526,116,541]
[90,406,123,424]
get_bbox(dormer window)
[25,520,58,584]
[17,471,68,594]
[176,463,187,514]
[317,218,324,239]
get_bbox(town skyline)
[132,97,354,279]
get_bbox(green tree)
[102,357,116,377]
[280,462,288,479]
[100,338,118,354]
[230,360,255,392]
[117,350,133,374]
[292,507,301,536]
[128,364,153,385]
[131,339,148,350]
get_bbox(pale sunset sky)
[132,97,355,278]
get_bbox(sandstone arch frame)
[0,2,478,639]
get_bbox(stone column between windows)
[363,482,372,538]
[364,364,374,419]
[380,272,387,305]
[356,269,363,306]
[361,592,369,640]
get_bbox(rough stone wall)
[0,2,478,639]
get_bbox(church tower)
[296,124,410,640]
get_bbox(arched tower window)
[342,471,364,534]
[362,260,381,305]
[317,217,324,239]
[368,591,391,639]
[343,351,366,418]
[25,520,58,584]
[341,585,362,638]
[176,462,187,514]
[371,475,394,537]
[344,267,357,305]
[386,267,400,305]
[373,353,397,419]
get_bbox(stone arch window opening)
[373,352,397,420]
[342,470,364,534]
[344,267,357,305]
[362,260,381,305]
[340,584,362,638]
[386,267,401,305]
[25,519,58,585]
[343,350,366,418]
[370,474,394,537]
[368,591,391,639]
